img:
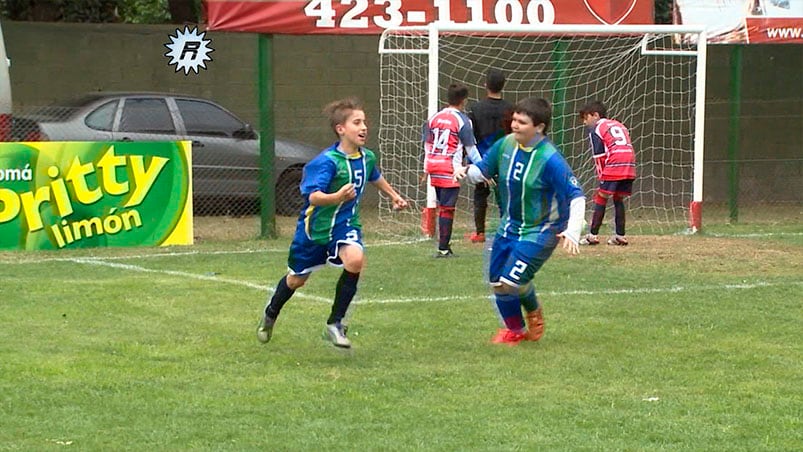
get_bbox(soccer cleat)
[434,248,456,258]
[325,322,352,348]
[491,328,526,346]
[256,315,276,343]
[607,235,629,246]
[465,232,486,243]
[579,233,600,245]
[524,308,545,341]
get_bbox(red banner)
[205,0,654,34]
[674,0,803,44]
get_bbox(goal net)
[377,24,707,240]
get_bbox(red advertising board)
[205,0,654,34]
[674,0,803,44]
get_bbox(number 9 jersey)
[587,118,637,181]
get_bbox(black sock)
[614,199,626,236]
[590,203,606,235]
[474,184,489,234]
[328,270,360,325]
[438,216,453,250]
[265,275,295,319]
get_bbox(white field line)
[706,232,803,238]
[1,238,429,265]
[64,257,802,305]
[67,257,332,303]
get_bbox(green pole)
[258,34,276,238]
[727,45,742,223]
[551,39,569,150]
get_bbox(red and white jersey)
[423,107,476,188]
[587,118,636,181]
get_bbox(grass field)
[1,213,801,451]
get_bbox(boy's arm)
[548,156,586,255]
[455,135,504,185]
[309,184,356,206]
[588,129,606,177]
[372,176,409,210]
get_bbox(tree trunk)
[168,0,197,24]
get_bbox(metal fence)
[9,93,320,219]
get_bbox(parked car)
[15,92,319,215]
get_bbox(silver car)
[19,92,319,215]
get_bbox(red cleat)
[491,328,526,345]
[465,232,486,243]
[524,308,545,341]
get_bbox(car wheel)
[275,166,304,216]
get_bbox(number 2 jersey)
[587,118,637,181]
[297,144,381,245]
[475,135,584,243]
[422,107,477,188]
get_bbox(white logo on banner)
[164,26,214,75]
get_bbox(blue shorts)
[435,186,460,208]
[287,226,364,275]
[489,234,558,287]
[599,179,634,197]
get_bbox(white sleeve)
[465,145,482,164]
[466,165,486,185]
[562,196,586,244]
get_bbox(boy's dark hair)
[514,97,552,133]
[578,100,608,119]
[323,97,364,136]
[485,69,506,93]
[446,83,469,106]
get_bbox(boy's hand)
[453,166,468,181]
[392,197,409,211]
[337,183,357,202]
[557,232,580,255]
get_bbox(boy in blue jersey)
[454,97,586,345]
[257,98,408,349]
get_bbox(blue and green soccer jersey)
[476,135,584,243]
[295,143,381,245]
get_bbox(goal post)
[378,23,707,240]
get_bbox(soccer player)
[466,68,514,244]
[423,83,481,257]
[454,97,586,345]
[578,100,636,246]
[256,97,408,349]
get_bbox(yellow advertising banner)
[0,141,193,250]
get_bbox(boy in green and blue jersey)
[455,97,586,345]
[257,98,408,349]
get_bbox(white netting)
[377,26,703,239]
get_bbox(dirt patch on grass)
[578,234,802,278]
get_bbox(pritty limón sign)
[0,141,193,250]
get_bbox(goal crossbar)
[378,23,708,238]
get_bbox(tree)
[167,0,198,24]
[655,0,673,24]
[0,0,202,23]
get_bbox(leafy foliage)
[655,0,673,24]
[117,0,170,24]
[0,0,200,23]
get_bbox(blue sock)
[520,285,539,313]
[494,293,524,331]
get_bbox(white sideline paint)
[64,257,801,305]
[706,232,803,238]
[2,238,427,265]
